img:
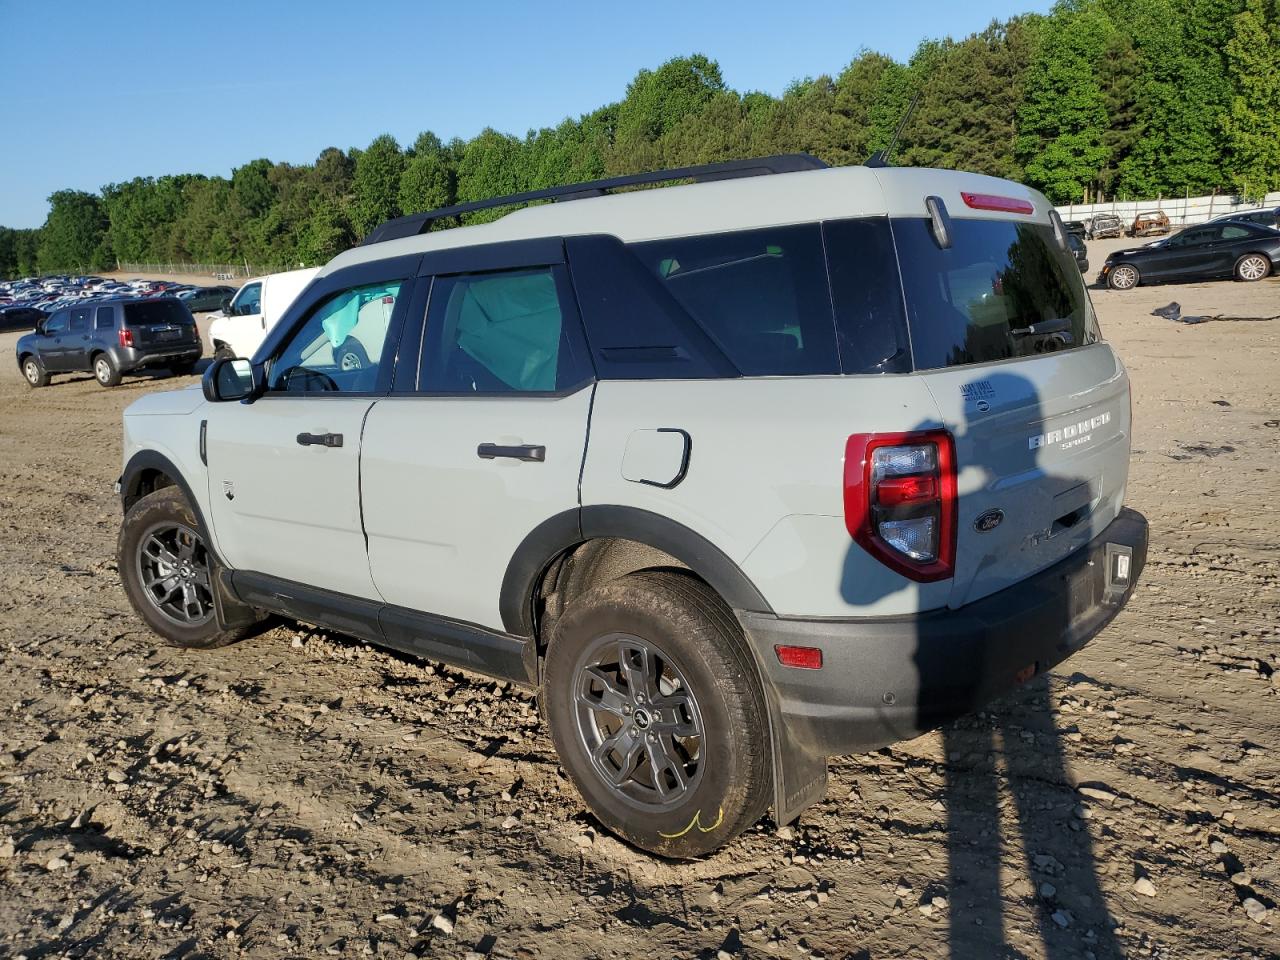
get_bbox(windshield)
[893,218,1101,370]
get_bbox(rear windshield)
[892,218,1100,370]
[124,299,192,327]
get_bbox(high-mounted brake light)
[960,191,1035,215]
[118,327,134,348]
[844,430,957,582]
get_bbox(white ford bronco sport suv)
[115,155,1148,858]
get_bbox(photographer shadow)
[841,369,1124,958]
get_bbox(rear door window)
[892,218,1100,370]
[1221,224,1252,240]
[417,267,587,393]
[95,306,115,330]
[70,309,90,333]
[628,225,839,376]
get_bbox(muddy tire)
[1107,264,1140,290]
[117,487,247,649]
[1235,253,1270,282]
[22,356,49,388]
[544,570,771,858]
[94,353,121,387]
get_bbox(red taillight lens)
[118,327,134,348]
[844,430,957,582]
[960,191,1035,215]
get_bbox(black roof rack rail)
[360,153,829,246]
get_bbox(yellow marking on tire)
[658,805,724,839]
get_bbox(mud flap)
[762,682,829,825]
[212,565,262,631]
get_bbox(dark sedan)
[1099,221,1280,290]
[176,285,236,312]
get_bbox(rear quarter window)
[627,224,840,376]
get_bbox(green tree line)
[3,0,1277,279]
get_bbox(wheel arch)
[120,450,220,563]
[499,506,775,640]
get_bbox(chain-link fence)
[115,262,304,280]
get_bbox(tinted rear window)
[628,225,839,376]
[892,218,1100,370]
[124,300,192,326]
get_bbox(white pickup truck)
[208,267,319,360]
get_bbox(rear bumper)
[739,508,1149,756]
[117,344,202,370]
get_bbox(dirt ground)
[0,241,1276,959]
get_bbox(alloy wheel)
[1238,255,1268,281]
[1110,265,1138,290]
[24,361,40,384]
[96,358,111,383]
[572,633,704,810]
[136,521,214,627]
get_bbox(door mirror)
[220,296,233,314]
[203,356,262,402]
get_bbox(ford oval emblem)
[974,509,1004,533]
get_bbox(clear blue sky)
[0,0,1053,228]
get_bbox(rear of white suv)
[115,157,1147,858]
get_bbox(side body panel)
[361,388,594,632]
[581,377,951,618]
[202,396,381,599]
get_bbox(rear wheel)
[117,487,249,649]
[94,353,121,387]
[22,356,49,388]
[1107,264,1140,290]
[544,571,771,858]
[1235,253,1270,282]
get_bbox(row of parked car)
[0,275,236,327]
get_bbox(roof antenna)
[865,89,921,168]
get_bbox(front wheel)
[1107,264,1140,290]
[94,353,121,387]
[22,357,49,388]
[1235,253,1271,282]
[117,487,250,649]
[544,571,772,858]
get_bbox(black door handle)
[297,432,343,447]
[477,443,545,462]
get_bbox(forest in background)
[2,0,1277,278]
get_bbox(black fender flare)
[498,505,774,637]
[119,449,218,560]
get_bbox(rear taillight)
[118,327,134,348]
[844,430,957,582]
